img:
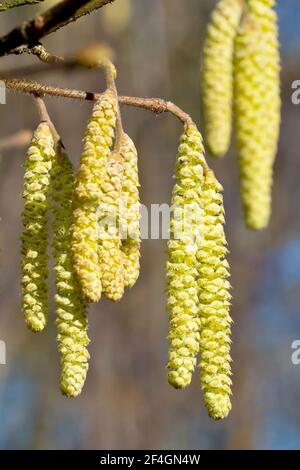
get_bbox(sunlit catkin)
[234,0,281,229]
[167,124,206,389]
[120,133,141,288]
[98,150,125,301]
[71,91,117,302]
[197,170,232,420]
[51,144,89,397]
[21,122,55,333]
[201,0,243,157]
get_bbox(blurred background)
[0,0,300,450]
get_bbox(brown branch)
[0,0,116,56]
[1,78,194,125]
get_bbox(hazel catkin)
[234,0,281,229]
[98,150,125,301]
[21,122,55,333]
[197,169,232,420]
[51,143,90,398]
[167,124,206,389]
[119,133,141,289]
[201,0,243,157]
[71,90,117,302]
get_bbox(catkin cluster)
[120,133,141,289]
[51,144,90,397]
[201,0,243,157]
[197,170,232,420]
[21,122,55,333]
[167,124,232,419]
[167,124,205,389]
[201,0,281,230]
[234,0,281,229]
[71,90,118,302]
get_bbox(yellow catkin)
[51,144,90,398]
[119,133,141,288]
[201,0,243,157]
[98,150,125,301]
[167,124,206,389]
[71,91,117,302]
[234,0,281,229]
[21,122,55,333]
[197,170,232,420]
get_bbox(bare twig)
[1,78,193,125]
[0,0,116,56]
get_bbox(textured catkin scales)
[234,0,281,229]
[71,91,117,302]
[21,122,55,333]
[98,150,125,301]
[201,0,243,157]
[120,134,141,288]
[51,144,90,397]
[197,170,232,420]
[167,124,206,389]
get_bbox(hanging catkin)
[98,150,125,301]
[21,122,55,333]
[167,124,205,389]
[197,169,232,420]
[71,90,117,302]
[51,143,89,397]
[120,133,141,288]
[201,0,243,157]
[234,0,281,229]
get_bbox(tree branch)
[0,0,44,10]
[0,0,116,56]
[1,77,194,125]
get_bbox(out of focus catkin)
[71,91,117,302]
[21,122,55,333]
[51,143,90,397]
[201,0,243,157]
[167,124,205,389]
[234,0,281,229]
[197,170,232,420]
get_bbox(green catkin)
[51,144,90,398]
[119,133,141,288]
[234,0,281,229]
[21,122,55,333]
[71,90,117,302]
[98,150,125,301]
[197,170,232,420]
[201,0,243,157]
[167,124,206,389]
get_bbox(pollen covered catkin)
[197,170,232,420]
[201,0,243,157]
[51,144,89,397]
[167,124,206,389]
[21,122,55,333]
[71,91,117,302]
[234,0,281,229]
[120,133,141,288]
[98,150,125,301]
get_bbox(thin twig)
[2,78,194,125]
[0,0,116,56]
